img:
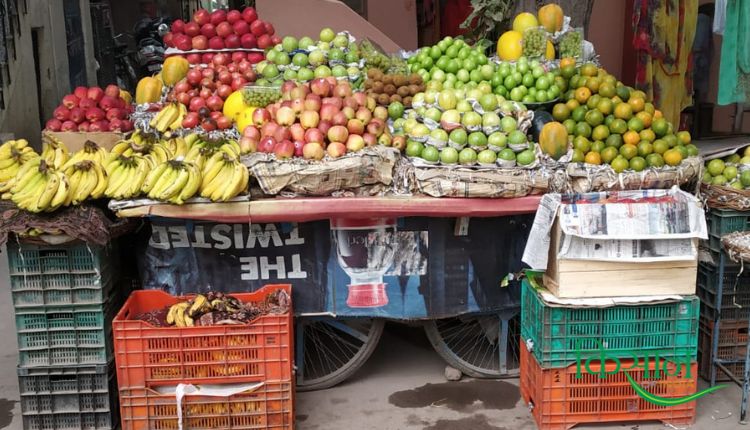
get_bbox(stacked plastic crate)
[697,209,750,381]
[113,285,294,430]
[8,241,124,430]
[519,190,704,430]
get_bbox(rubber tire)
[296,317,386,391]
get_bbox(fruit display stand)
[112,194,540,389]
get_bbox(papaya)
[135,77,162,105]
[539,121,569,160]
[538,4,564,33]
[530,110,554,142]
[162,56,189,86]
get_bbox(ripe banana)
[63,160,107,205]
[150,102,184,133]
[199,156,249,202]
[41,133,70,170]
[104,155,149,200]
[11,161,70,213]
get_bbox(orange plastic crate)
[519,340,697,430]
[114,285,292,389]
[119,380,293,430]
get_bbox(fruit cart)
[115,195,540,390]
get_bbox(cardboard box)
[44,132,125,152]
[523,188,707,298]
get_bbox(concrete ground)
[0,241,746,430]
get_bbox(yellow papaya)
[538,4,564,33]
[540,121,569,160]
[162,56,189,86]
[135,77,162,105]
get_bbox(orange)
[637,141,654,156]
[631,89,647,100]
[598,83,616,99]
[623,130,641,146]
[552,104,571,121]
[651,118,669,137]
[560,57,576,68]
[592,124,610,141]
[585,109,604,127]
[614,102,633,120]
[664,148,683,166]
[635,111,652,128]
[606,133,623,148]
[597,98,614,115]
[573,136,591,153]
[619,143,638,160]
[639,129,655,143]
[653,139,669,154]
[586,77,601,93]
[591,140,606,153]
[653,109,663,119]
[609,118,628,135]
[584,151,602,165]
[587,94,602,110]
[627,117,645,132]
[628,97,645,113]
[566,99,580,111]
[611,156,629,173]
[575,87,592,104]
[644,102,655,115]
[581,63,598,77]
[601,146,619,163]
[677,130,691,144]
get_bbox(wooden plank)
[557,258,696,272]
[545,265,697,298]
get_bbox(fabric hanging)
[717,0,750,105]
[713,0,727,35]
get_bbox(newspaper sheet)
[559,237,696,262]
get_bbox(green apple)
[319,28,335,43]
[282,36,298,52]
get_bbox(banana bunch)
[0,139,38,194]
[104,155,153,200]
[110,133,172,166]
[62,160,108,205]
[60,140,108,171]
[164,136,189,158]
[142,159,201,204]
[165,292,243,327]
[184,138,241,171]
[41,134,69,170]
[200,152,249,202]
[10,160,70,213]
[149,102,186,133]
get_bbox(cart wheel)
[424,313,521,378]
[295,317,385,391]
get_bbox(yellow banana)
[48,172,69,210]
[169,103,187,131]
[149,165,177,199]
[159,166,189,201]
[90,162,108,199]
[35,172,60,212]
[177,162,202,203]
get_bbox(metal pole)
[710,252,726,387]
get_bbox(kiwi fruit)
[377,93,391,105]
[367,69,378,79]
[372,81,385,93]
[409,74,422,85]
[370,69,384,82]
[364,79,374,90]
[403,96,413,107]
[384,84,396,95]
[408,84,420,96]
[382,75,393,85]
[397,86,410,97]
[393,74,407,87]
[390,94,402,103]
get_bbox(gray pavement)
[0,243,746,429]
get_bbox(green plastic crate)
[17,365,118,423]
[521,279,699,368]
[8,242,117,308]
[708,208,750,237]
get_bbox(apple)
[185,22,201,38]
[343,96,358,111]
[79,98,95,109]
[322,97,343,110]
[106,108,126,121]
[213,53,229,66]
[60,120,77,131]
[247,52,264,64]
[99,95,118,110]
[310,78,331,97]
[332,111,347,126]
[208,36,225,50]
[366,96,377,112]
[328,125,349,143]
[362,133,377,147]
[69,107,85,123]
[163,32,174,48]
[373,106,388,121]
[89,120,108,132]
[119,119,134,132]
[87,87,104,103]
[240,136,258,153]
[171,19,185,34]
[333,82,353,98]
[192,35,208,50]
[367,118,385,136]
[202,53,214,63]
[300,110,320,129]
[182,112,200,128]
[200,23,216,39]
[274,139,295,159]
[290,123,306,142]
[355,107,372,124]
[342,106,355,120]
[273,125,291,142]
[243,126,261,139]
[193,9,210,25]
[77,121,90,132]
[104,84,121,100]
[53,106,70,121]
[189,97,206,112]
[346,134,365,152]
[184,53,200,64]
[353,92,367,108]
[226,10,242,24]
[304,94,321,112]
[61,94,79,109]
[215,21,232,39]
[264,22,275,35]
[240,33,257,49]
[320,104,339,122]
[210,9,227,26]
[303,142,325,160]
[250,20,265,37]
[45,118,62,131]
[259,136,276,153]
[261,121,279,137]
[257,34,272,49]
[347,118,365,135]
[305,127,324,144]
[85,107,105,121]
[378,133,392,146]
[73,86,88,100]
[233,20,250,36]
[318,120,332,136]
[327,141,346,158]
[290,85,310,100]
[242,7,258,24]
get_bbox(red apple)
[293,140,305,157]
[240,136,258,153]
[99,95,118,110]
[105,84,120,99]
[189,97,207,112]
[290,123,306,142]
[69,107,85,123]
[240,33,257,49]
[322,97,342,110]
[106,108,127,121]
[182,112,200,128]
[346,134,365,152]
[257,34,272,49]
[304,94,322,112]
[174,34,192,51]
[87,87,105,103]
[108,118,123,131]
[193,9,210,25]
[367,118,385,136]
[327,141,346,158]
[274,139,295,159]
[216,22,233,38]
[318,120,332,136]
[164,32,175,47]
[200,23,217,39]
[347,118,364,135]
[120,120,134,132]
[353,92,368,109]
[259,136,276,153]
[273,126,291,142]
[261,121,279,137]
[233,20,250,36]
[60,120,77,131]
[253,108,271,126]
[77,121,90,132]
[45,118,62,131]
[290,86,310,100]
[184,21,201,37]
[79,98,96,109]
[304,127,324,144]
[171,19,185,34]
[85,107,105,121]
[264,22,275,36]
[242,7,258,24]
[303,142,325,160]
[328,125,349,143]
[342,106,355,120]
[333,82,352,98]
[208,36,225,50]
[363,133,377,147]
[73,86,88,100]
[225,34,241,49]
[232,51,246,63]
[192,35,208,50]
[271,35,282,45]
[243,126,261,140]
[227,10,242,24]
[355,107,372,124]
[89,120,109,132]
[250,20,265,37]
[186,53,202,64]
[290,98,305,114]
[300,110,320,129]
[212,53,229,66]
[310,78,331,97]
[202,53,214,63]
[373,106,388,121]
[320,104,339,122]
[61,94,79,109]
[332,111,347,126]
[343,96,358,110]
[210,9,227,26]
